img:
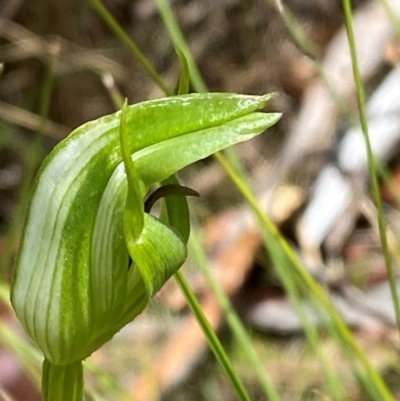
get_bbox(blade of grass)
[96,23,254,397]
[87,0,172,96]
[135,1,352,397]
[272,0,321,59]
[266,243,347,400]
[87,2,395,398]
[174,271,252,401]
[215,151,395,401]
[149,6,287,398]
[342,0,400,336]
[270,0,358,126]
[154,0,207,93]
[189,231,284,401]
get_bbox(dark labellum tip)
[144,184,199,213]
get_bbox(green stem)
[42,360,83,401]
[174,271,252,401]
[342,0,400,336]
[87,0,172,96]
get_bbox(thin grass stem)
[102,51,253,401]
[189,232,284,401]
[342,0,400,336]
[173,270,252,401]
[142,1,381,397]
[87,0,172,96]
[154,0,207,93]
[267,244,346,400]
[215,151,395,401]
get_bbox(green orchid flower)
[11,92,280,400]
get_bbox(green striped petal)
[11,93,280,365]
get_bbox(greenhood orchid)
[11,93,280,399]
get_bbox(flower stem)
[42,359,83,401]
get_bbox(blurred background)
[1,0,400,400]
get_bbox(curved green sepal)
[133,111,280,187]
[126,213,187,297]
[176,47,190,95]
[119,102,186,299]
[160,175,194,244]
[119,98,144,241]
[10,93,280,365]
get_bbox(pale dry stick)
[0,18,128,80]
[0,100,69,140]
[101,73,125,110]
